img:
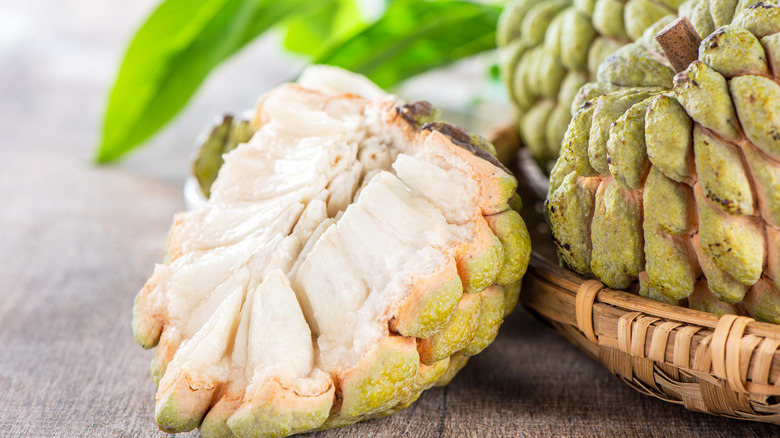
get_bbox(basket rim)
[522,251,780,397]
[527,252,780,338]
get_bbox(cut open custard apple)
[547,2,780,323]
[497,0,684,172]
[132,65,531,437]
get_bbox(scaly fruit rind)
[417,293,481,365]
[590,178,644,289]
[644,94,693,183]
[155,370,217,433]
[227,378,334,438]
[699,25,770,78]
[331,336,419,422]
[462,285,505,356]
[485,209,532,286]
[547,173,599,274]
[433,352,470,387]
[457,217,505,295]
[694,185,765,286]
[730,74,780,158]
[391,259,463,339]
[606,97,653,189]
[673,61,740,141]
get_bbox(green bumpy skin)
[559,71,589,112]
[744,279,780,324]
[496,0,537,47]
[459,233,504,295]
[497,0,682,172]
[588,37,625,75]
[597,44,674,88]
[227,384,334,438]
[155,372,216,433]
[546,105,574,162]
[522,0,570,47]
[694,185,765,287]
[674,61,741,141]
[547,173,598,274]
[500,40,530,109]
[546,2,780,324]
[644,94,693,183]
[329,338,419,423]
[560,8,598,70]
[571,81,619,115]
[639,270,684,306]
[486,209,532,286]
[699,25,770,78]
[391,271,463,339]
[730,74,780,158]
[760,32,780,75]
[563,101,598,177]
[710,0,739,28]
[693,125,755,216]
[462,286,506,356]
[593,0,627,39]
[417,293,481,365]
[679,0,714,38]
[588,89,659,174]
[433,352,470,387]
[607,97,653,189]
[501,280,523,318]
[743,142,780,227]
[574,0,597,15]
[624,0,674,40]
[590,178,644,290]
[520,99,557,168]
[732,1,780,38]
[692,235,749,304]
[643,168,697,301]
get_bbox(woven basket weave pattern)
[524,254,780,423]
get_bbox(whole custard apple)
[547,1,780,323]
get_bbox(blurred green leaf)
[99,0,504,163]
[316,0,502,89]
[282,0,369,58]
[98,0,312,163]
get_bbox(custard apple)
[132,65,531,437]
[497,0,684,172]
[547,2,780,323]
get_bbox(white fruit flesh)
[136,69,517,434]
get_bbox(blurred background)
[0,0,507,185]
[3,2,777,437]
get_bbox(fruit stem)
[655,17,702,74]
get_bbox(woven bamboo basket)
[489,124,780,425]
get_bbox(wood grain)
[0,1,778,436]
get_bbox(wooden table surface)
[2,1,778,437]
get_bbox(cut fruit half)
[133,65,531,437]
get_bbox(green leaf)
[316,0,503,89]
[98,0,311,163]
[282,0,369,58]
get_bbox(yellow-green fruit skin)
[546,2,780,324]
[332,337,419,422]
[497,0,682,171]
[486,209,532,286]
